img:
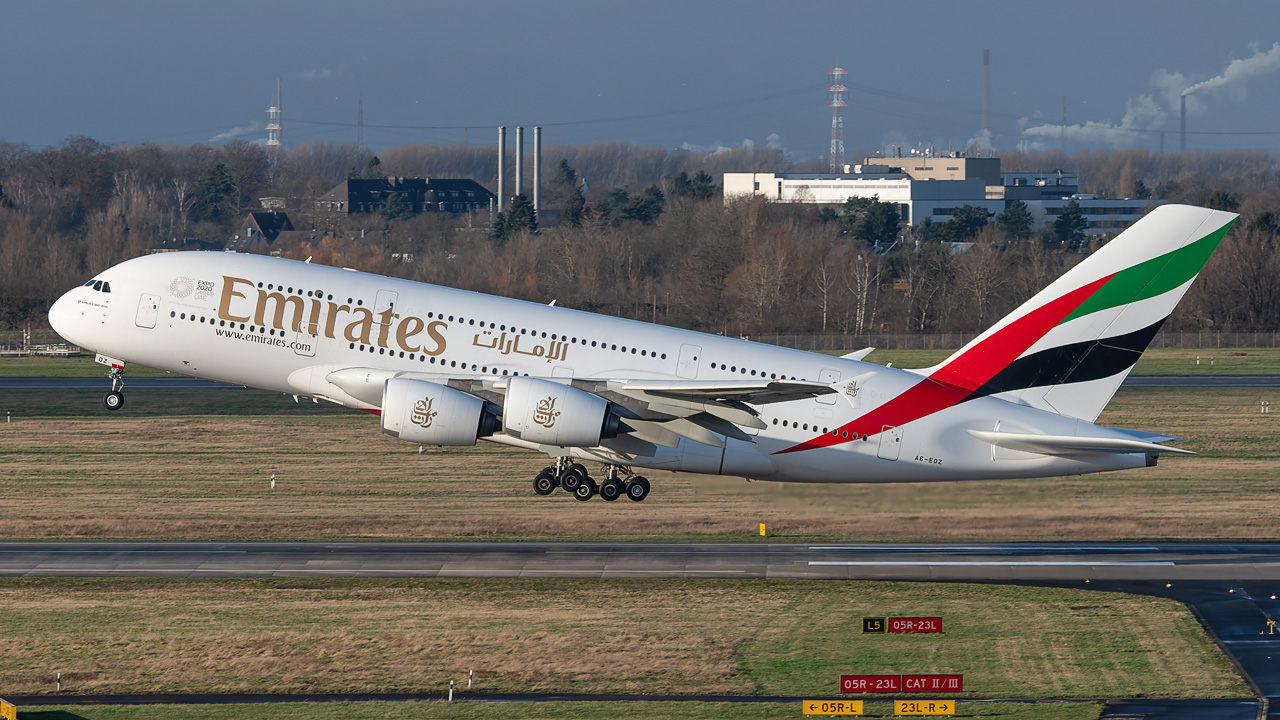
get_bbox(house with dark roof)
[316,177,495,215]
[226,210,296,253]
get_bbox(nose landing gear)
[103,365,126,411]
[530,459,650,502]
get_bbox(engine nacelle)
[503,376,625,447]
[381,378,499,446]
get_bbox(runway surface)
[2,541,1278,718]
[0,375,1276,390]
[3,540,1280,582]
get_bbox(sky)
[3,0,1280,160]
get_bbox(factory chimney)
[1180,95,1187,152]
[497,126,506,212]
[981,50,990,140]
[515,126,524,197]
[533,126,541,223]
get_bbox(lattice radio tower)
[828,59,847,172]
[266,77,282,148]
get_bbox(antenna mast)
[828,59,847,173]
[266,77,282,148]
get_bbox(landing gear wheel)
[599,478,623,502]
[533,472,557,496]
[570,463,588,478]
[560,467,585,492]
[625,476,650,502]
[103,391,125,411]
[573,480,596,501]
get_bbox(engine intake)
[381,378,499,446]
[503,376,625,447]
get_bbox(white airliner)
[49,204,1235,503]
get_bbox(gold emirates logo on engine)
[533,396,560,428]
[411,397,437,428]
[217,275,448,355]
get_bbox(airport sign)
[888,617,942,633]
[0,699,15,720]
[840,675,901,692]
[863,617,885,633]
[903,674,963,692]
[893,700,956,715]
[802,699,864,715]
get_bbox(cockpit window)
[84,280,95,287]
[93,281,103,292]
[101,281,111,293]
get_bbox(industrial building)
[316,178,496,216]
[723,155,1161,237]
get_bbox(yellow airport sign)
[893,699,956,715]
[1,698,16,720]
[802,699,863,715]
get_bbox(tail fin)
[919,204,1236,421]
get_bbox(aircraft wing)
[315,367,834,450]
[612,378,835,405]
[966,429,1195,456]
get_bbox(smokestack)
[515,126,524,197]
[497,126,506,212]
[981,49,990,137]
[533,126,541,223]
[1180,95,1187,152]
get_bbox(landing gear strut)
[103,366,126,411]
[530,460,649,502]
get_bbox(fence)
[751,332,1280,352]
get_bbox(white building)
[723,156,1162,237]
[722,171,1002,225]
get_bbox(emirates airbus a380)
[49,204,1235,503]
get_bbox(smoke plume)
[1182,42,1280,97]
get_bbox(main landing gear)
[103,366,126,411]
[531,458,650,502]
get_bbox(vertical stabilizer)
[917,204,1236,421]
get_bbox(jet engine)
[503,376,627,447]
[381,378,500,446]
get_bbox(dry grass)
[0,388,1276,542]
[6,701,1104,720]
[0,578,1247,700]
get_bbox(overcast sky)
[3,0,1279,159]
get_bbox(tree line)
[0,136,1277,336]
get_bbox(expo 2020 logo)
[169,276,194,299]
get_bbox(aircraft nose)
[48,291,80,343]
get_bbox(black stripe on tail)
[975,318,1166,396]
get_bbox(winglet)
[841,347,875,361]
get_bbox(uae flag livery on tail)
[939,204,1236,421]
[777,205,1235,456]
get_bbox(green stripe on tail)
[1060,217,1235,325]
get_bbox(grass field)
[0,387,1275,542]
[8,700,1104,720]
[0,578,1245,700]
[1,346,1276,378]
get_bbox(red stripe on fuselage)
[774,273,1114,455]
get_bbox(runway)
[0,375,1276,390]
[2,540,1279,582]
[2,541,1275,719]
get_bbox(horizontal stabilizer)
[967,429,1195,457]
[842,347,875,361]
